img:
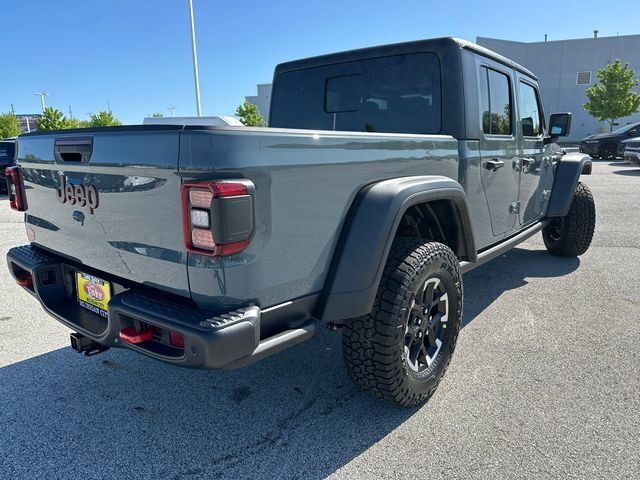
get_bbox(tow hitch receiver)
[70,332,109,356]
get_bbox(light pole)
[188,0,202,116]
[167,106,177,117]
[20,117,31,133]
[34,92,49,112]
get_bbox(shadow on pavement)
[608,161,630,167]
[462,247,579,327]
[0,328,415,479]
[612,168,640,176]
[0,246,579,479]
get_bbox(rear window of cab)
[270,52,441,135]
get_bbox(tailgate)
[16,126,190,297]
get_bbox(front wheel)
[543,182,596,257]
[342,239,463,407]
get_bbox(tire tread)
[543,182,596,257]
[342,238,462,407]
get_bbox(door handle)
[485,159,505,171]
[521,157,536,173]
[54,137,93,163]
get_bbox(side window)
[479,67,512,135]
[518,82,543,137]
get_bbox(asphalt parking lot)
[0,161,638,480]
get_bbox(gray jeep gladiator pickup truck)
[6,38,595,407]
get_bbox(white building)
[245,83,272,122]
[477,33,640,141]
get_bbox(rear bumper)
[6,245,316,369]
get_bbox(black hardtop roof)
[274,37,537,80]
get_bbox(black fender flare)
[546,153,592,217]
[318,176,476,322]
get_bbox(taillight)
[6,166,28,212]
[181,180,254,256]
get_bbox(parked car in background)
[580,122,640,159]
[0,138,16,193]
[622,137,640,167]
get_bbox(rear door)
[515,75,555,226]
[476,60,520,237]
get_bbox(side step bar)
[460,221,548,274]
[223,320,317,370]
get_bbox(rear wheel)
[543,182,596,257]
[599,143,617,160]
[342,238,463,407]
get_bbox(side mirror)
[548,112,572,137]
[627,130,637,137]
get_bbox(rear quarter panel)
[180,127,459,311]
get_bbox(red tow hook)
[119,327,153,344]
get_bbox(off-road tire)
[543,182,596,257]
[599,143,617,160]
[342,238,463,407]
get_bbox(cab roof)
[275,37,537,80]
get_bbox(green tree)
[235,100,266,127]
[151,112,164,118]
[87,111,122,127]
[584,60,640,132]
[0,112,20,139]
[66,118,90,128]
[36,107,76,131]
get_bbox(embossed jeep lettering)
[55,174,99,214]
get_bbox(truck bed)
[17,125,460,318]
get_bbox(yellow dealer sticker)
[76,272,111,319]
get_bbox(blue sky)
[1,0,638,124]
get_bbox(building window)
[576,71,592,85]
